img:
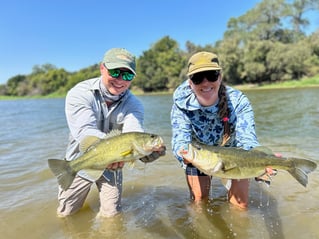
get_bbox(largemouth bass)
[180,143,317,187]
[48,131,164,190]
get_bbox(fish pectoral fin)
[222,164,239,173]
[212,161,224,173]
[120,149,134,157]
[80,136,101,153]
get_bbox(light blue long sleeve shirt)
[171,80,260,165]
[64,77,144,179]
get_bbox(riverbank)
[1,74,318,100]
[233,74,319,90]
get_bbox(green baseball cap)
[187,51,222,76]
[102,48,136,75]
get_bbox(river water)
[1,87,318,239]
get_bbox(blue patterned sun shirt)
[171,80,260,165]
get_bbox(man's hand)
[107,161,124,170]
[139,145,166,163]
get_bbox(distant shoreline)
[1,75,318,100]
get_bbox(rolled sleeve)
[233,94,260,150]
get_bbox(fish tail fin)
[287,158,317,187]
[48,159,76,190]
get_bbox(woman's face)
[189,72,222,107]
[100,63,132,95]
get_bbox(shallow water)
[1,88,319,239]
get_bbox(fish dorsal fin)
[105,129,122,139]
[80,136,101,153]
[252,146,274,155]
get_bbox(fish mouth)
[133,136,165,155]
[145,137,165,151]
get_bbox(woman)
[171,51,261,209]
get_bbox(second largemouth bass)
[180,143,317,187]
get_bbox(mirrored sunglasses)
[107,67,135,81]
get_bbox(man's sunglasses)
[190,70,220,85]
[106,66,135,81]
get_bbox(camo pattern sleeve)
[171,103,192,164]
[226,86,260,150]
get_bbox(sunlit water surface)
[1,88,319,239]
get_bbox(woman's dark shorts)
[186,164,208,176]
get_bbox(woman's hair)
[218,82,230,146]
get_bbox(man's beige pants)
[57,170,122,217]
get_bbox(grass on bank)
[234,74,319,90]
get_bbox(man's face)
[100,63,133,95]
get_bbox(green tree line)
[1,0,318,96]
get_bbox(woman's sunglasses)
[190,70,220,85]
[106,65,135,81]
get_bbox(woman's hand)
[255,153,281,185]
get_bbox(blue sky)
[0,0,318,84]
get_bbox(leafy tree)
[64,64,100,91]
[6,74,27,96]
[0,84,7,95]
[39,68,69,95]
[217,35,244,85]
[31,64,57,75]
[134,36,184,91]
[287,0,318,35]
[267,41,312,80]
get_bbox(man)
[57,48,165,217]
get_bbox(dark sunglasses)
[190,70,220,85]
[105,65,135,81]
